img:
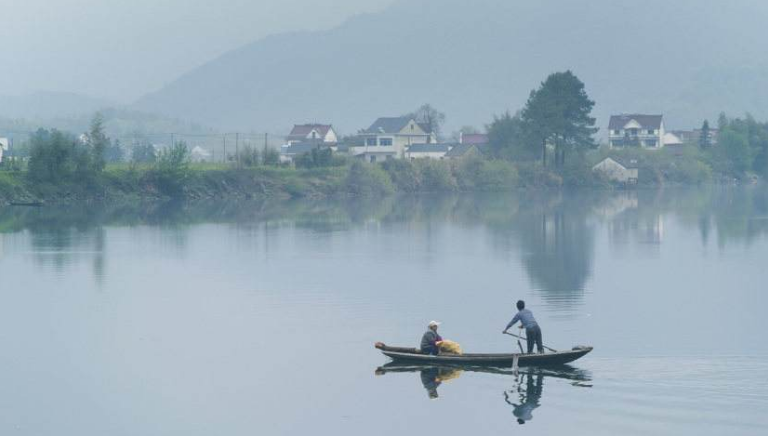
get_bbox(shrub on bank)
[344,161,394,196]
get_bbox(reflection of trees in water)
[512,193,595,303]
[2,186,765,284]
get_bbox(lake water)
[1,187,767,435]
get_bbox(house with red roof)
[285,124,338,145]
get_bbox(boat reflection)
[375,362,592,418]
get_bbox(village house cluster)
[280,113,717,170]
[279,116,488,164]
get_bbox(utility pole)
[235,132,240,167]
[223,135,227,164]
[264,132,268,149]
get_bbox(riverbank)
[0,154,750,205]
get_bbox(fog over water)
[1,187,766,435]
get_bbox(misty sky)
[0,0,393,102]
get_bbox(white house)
[285,124,338,145]
[608,114,665,149]
[190,146,211,162]
[0,137,8,163]
[349,116,437,162]
[592,157,639,183]
[405,143,451,160]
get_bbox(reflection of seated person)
[504,372,543,425]
[420,320,443,355]
[420,367,442,399]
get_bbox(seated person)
[420,320,443,355]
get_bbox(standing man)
[502,300,544,354]
[420,320,443,355]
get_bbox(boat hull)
[375,344,593,367]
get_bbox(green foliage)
[520,70,597,168]
[712,128,752,176]
[294,148,346,169]
[454,157,519,191]
[131,141,157,164]
[417,160,457,191]
[151,141,191,196]
[263,146,280,166]
[87,113,109,172]
[381,159,422,192]
[344,161,394,196]
[710,114,768,178]
[236,145,261,167]
[105,139,125,163]
[699,120,712,150]
[27,128,95,183]
[487,112,537,161]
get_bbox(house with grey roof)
[349,116,437,162]
[608,114,665,149]
[445,143,487,159]
[405,143,451,160]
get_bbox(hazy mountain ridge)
[133,0,768,134]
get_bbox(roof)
[364,117,415,134]
[600,156,639,169]
[460,133,489,145]
[445,143,486,157]
[609,114,663,130]
[287,124,333,139]
[407,143,451,153]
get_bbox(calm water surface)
[1,187,767,435]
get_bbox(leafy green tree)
[157,141,191,173]
[487,111,536,161]
[699,120,712,149]
[714,129,752,176]
[520,71,597,168]
[27,128,75,182]
[87,113,109,172]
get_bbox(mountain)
[133,0,768,134]
[0,92,115,120]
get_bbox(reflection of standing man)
[504,372,543,425]
[420,367,442,399]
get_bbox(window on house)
[411,124,415,130]
[370,155,377,163]
[645,140,657,147]
[613,130,621,135]
[379,138,393,146]
[365,138,377,146]
[647,129,655,135]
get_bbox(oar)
[503,331,558,353]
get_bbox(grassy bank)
[1,146,735,205]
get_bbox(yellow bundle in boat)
[438,340,463,355]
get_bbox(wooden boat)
[375,343,593,367]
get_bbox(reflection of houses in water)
[596,192,665,248]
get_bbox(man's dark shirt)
[420,330,442,351]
